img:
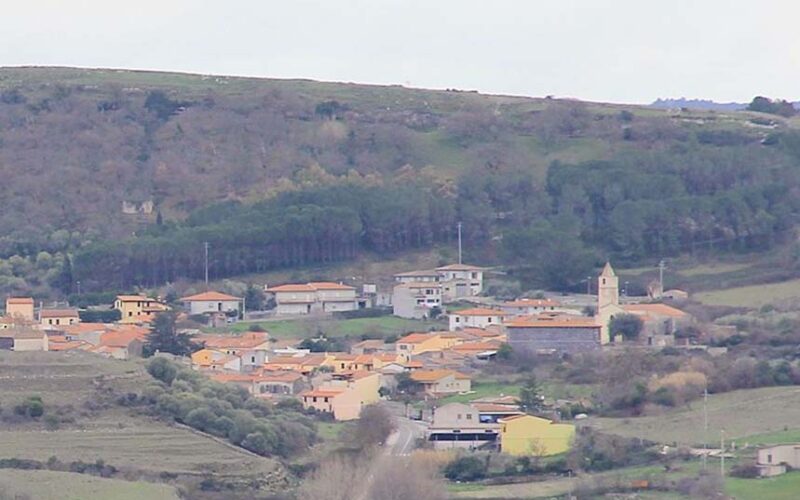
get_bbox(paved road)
[387,415,428,456]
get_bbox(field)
[586,386,800,446]
[0,469,180,500]
[0,351,282,496]
[438,380,595,406]
[228,315,445,340]
[694,278,800,308]
[726,471,800,500]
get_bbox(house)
[437,264,485,301]
[410,369,471,395]
[501,299,574,317]
[350,339,390,355]
[620,303,691,346]
[756,444,800,477]
[392,282,442,319]
[93,328,146,359]
[506,315,601,354]
[448,308,508,331]
[208,373,257,393]
[451,340,503,358]
[428,402,499,450]
[265,282,357,315]
[393,263,485,303]
[6,297,34,321]
[263,354,331,375]
[114,295,169,324]
[396,332,461,360]
[498,414,575,456]
[471,402,524,423]
[180,291,242,315]
[253,371,306,397]
[0,328,48,351]
[197,332,270,371]
[47,335,90,352]
[300,371,380,420]
[394,269,441,285]
[58,322,116,346]
[40,309,80,328]
[191,348,243,372]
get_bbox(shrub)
[147,357,177,385]
[444,456,487,482]
[730,463,759,478]
[14,396,44,418]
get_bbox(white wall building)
[448,308,508,331]
[266,282,357,315]
[181,291,242,315]
[392,282,442,319]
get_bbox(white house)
[394,264,485,303]
[181,291,242,315]
[392,282,442,319]
[501,298,578,317]
[449,308,508,331]
[265,282,357,315]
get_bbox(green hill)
[1,66,799,295]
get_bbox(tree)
[496,343,513,361]
[146,357,177,385]
[349,404,396,449]
[443,456,487,481]
[245,284,265,311]
[609,314,644,341]
[144,311,197,357]
[517,376,544,414]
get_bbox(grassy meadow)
[0,470,180,500]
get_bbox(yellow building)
[299,371,380,421]
[40,309,80,328]
[114,295,169,324]
[396,332,461,360]
[6,297,34,322]
[498,414,575,456]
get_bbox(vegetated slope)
[2,66,800,295]
[0,351,286,497]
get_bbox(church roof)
[600,262,616,278]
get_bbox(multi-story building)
[392,282,442,319]
[114,295,169,324]
[265,282,357,315]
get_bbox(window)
[768,454,773,463]
[251,356,256,363]
[457,414,461,420]
[466,414,472,420]
[602,278,606,285]
[313,397,318,403]
[455,317,460,323]
[488,317,492,323]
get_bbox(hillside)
[0,351,286,498]
[2,67,800,295]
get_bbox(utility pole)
[586,276,591,296]
[658,259,666,292]
[702,387,708,470]
[720,429,726,478]
[204,242,209,287]
[457,222,463,265]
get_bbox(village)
[10,256,791,480]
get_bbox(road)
[382,401,428,456]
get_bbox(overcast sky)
[2,0,798,104]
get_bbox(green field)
[726,471,800,500]
[678,262,751,277]
[0,470,180,500]
[438,379,595,405]
[229,315,445,340]
[694,278,800,308]
[587,386,800,446]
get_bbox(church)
[595,262,691,346]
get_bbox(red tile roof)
[452,308,508,317]
[505,315,600,328]
[199,332,269,349]
[40,309,79,318]
[6,297,34,304]
[623,303,687,318]
[181,291,240,302]
[504,298,561,308]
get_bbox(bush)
[78,309,121,323]
[147,357,177,385]
[444,456,487,482]
[730,463,760,478]
[14,396,44,418]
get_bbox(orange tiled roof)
[505,315,600,328]
[622,303,687,318]
[60,322,112,334]
[209,373,255,383]
[307,282,354,291]
[301,389,345,398]
[40,309,79,318]
[6,297,34,304]
[181,291,240,302]
[503,298,561,308]
[452,308,508,317]
[116,295,151,302]
[254,371,304,383]
[397,332,437,344]
[410,369,470,383]
[199,332,269,349]
[452,341,502,352]
[99,329,146,348]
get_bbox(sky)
[1,0,799,104]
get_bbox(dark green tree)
[144,311,198,357]
[245,284,265,311]
[609,314,644,341]
[517,376,544,414]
